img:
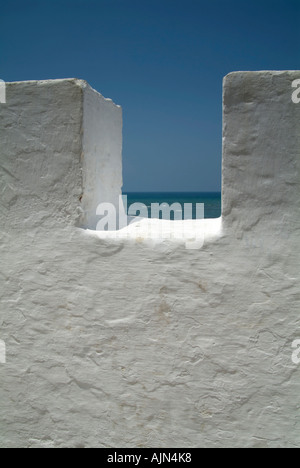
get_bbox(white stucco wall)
[0,79,122,231]
[82,82,122,230]
[0,73,299,448]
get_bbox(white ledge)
[82,217,223,248]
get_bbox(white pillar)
[222,71,300,245]
[0,79,122,231]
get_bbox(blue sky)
[1,0,299,191]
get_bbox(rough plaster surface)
[0,79,122,231]
[0,73,299,448]
[82,83,122,230]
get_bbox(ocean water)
[123,192,221,220]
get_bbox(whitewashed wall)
[0,73,299,448]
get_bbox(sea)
[123,192,221,220]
